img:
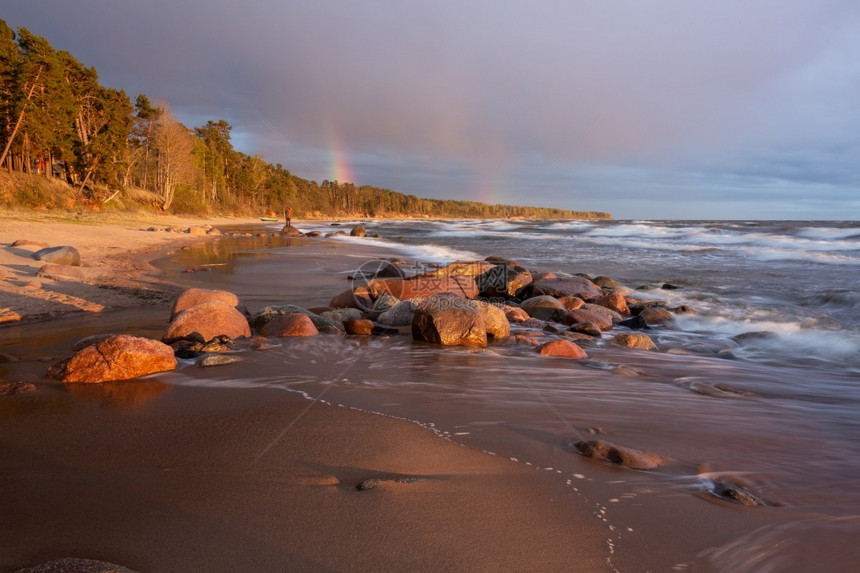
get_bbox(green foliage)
[0,19,611,221]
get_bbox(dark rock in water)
[591,276,620,289]
[329,287,373,310]
[49,335,177,383]
[674,304,695,314]
[377,300,419,326]
[356,476,420,490]
[251,305,343,333]
[619,315,650,330]
[412,295,487,347]
[306,230,322,237]
[259,313,319,337]
[732,331,779,343]
[0,381,37,396]
[371,324,400,336]
[350,225,367,237]
[639,306,675,325]
[352,259,405,281]
[31,245,81,266]
[522,276,602,301]
[196,354,243,367]
[520,295,566,321]
[476,260,533,298]
[566,439,668,470]
[661,283,680,290]
[280,224,303,236]
[708,480,769,506]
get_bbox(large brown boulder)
[520,295,566,321]
[163,300,251,343]
[423,260,495,279]
[368,275,479,300]
[639,307,675,325]
[412,295,487,347]
[561,309,613,331]
[610,333,656,350]
[593,292,630,316]
[49,335,177,383]
[170,288,244,321]
[523,276,602,301]
[259,313,319,337]
[280,224,303,237]
[535,339,587,359]
[471,299,510,340]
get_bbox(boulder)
[330,287,372,310]
[520,295,566,321]
[568,439,668,470]
[280,224,303,237]
[535,339,587,359]
[471,299,510,339]
[377,300,420,326]
[561,309,613,330]
[343,319,374,335]
[350,225,367,237]
[557,296,585,311]
[424,260,495,279]
[591,276,621,289]
[530,272,557,282]
[259,313,319,337]
[368,275,479,300]
[477,260,533,298]
[639,306,675,325]
[188,226,208,235]
[31,245,81,266]
[170,287,244,321]
[619,315,650,330]
[522,276,602,301]
[593,292,630,316]
[251,305,343,333]
[163,300,251,343]
[504,305,530,323]
[352,259,405,281]
[49,335,177,383]
[610,333,656,350]
[568,322,603,337]
[412,295,487,347]
[196,354,244,367]
[321,308,363,322]
[581,303,623,323]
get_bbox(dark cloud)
[4,1,860,218]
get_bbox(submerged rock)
[259,313,319,337]
[196,354,244,367]
[610,333,656,350]
[522,276,602,301]
[520,295,566,321]
[567,439,668,470]
[535,339,587,359]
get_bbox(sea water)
[168,219,859,571]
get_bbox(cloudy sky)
[6,1,860,219]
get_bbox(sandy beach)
[1,212,615,572]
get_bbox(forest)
[0,21,610,220]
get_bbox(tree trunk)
[0,66,42,170]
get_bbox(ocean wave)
[329,234,482,263]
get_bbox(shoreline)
[1,215,619,572]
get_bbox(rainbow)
[326,126,353,185]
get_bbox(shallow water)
[146,219,860,571]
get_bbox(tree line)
[0,21,610,220]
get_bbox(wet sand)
[1,216,832,571]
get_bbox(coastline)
[1,215,616,572]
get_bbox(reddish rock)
[423,260,495,279]
[593,292,630,316]
[476,261,533,298]
[329,287,372,310]
[49,335,177,383]
[610,333,656,350]
[514,335,541,346]
[535,339,588,359]
[520,295,566,321]
[639,307,675,325]
[343,319,374,335]
[525,276,602,301]
[0,382,37,395]
[259,313,319,337]
[504,306,530,323]
[170,288,244,321]
[582,303,623,323]
[188,226,209,235]
[531,272,557,282]
[369,275,479,300]
[412,295,487,347]
[471,299,510,339]
[561,309,613,331]
[163,300,251,343]
[558,296,585,311]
